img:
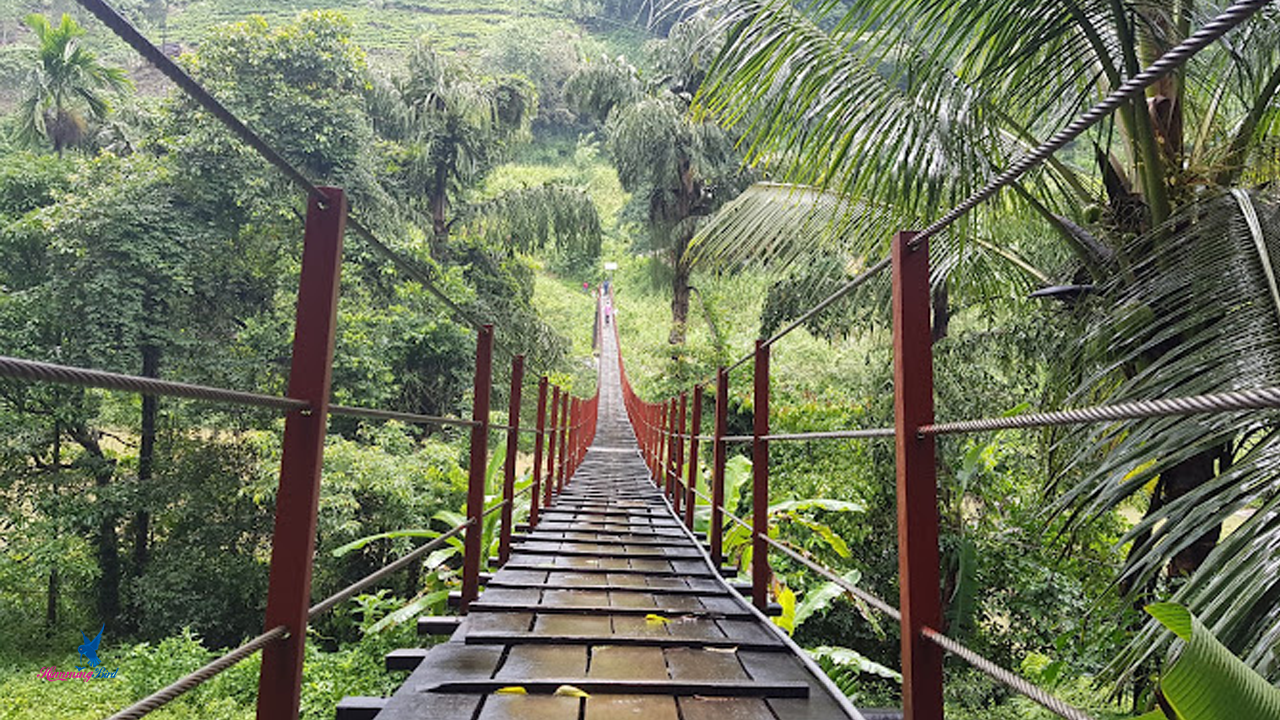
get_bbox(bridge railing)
[0,2,602,717]
[613,3,1278,719]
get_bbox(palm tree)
[677,0,1280,688]
[17,13,132,154]
[568,26,751,344]
[370,42,600,263]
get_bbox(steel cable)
[72,0,489,336]
[0,356,307,412]
[104,626,288,720]
[911,0,1272,247]
[308,520,470,617]
[920,385,1280,435]
[330,404,478,428]
[921,628,1095,720]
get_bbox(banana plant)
[331,444,535,633]
[1129,603,1280,720]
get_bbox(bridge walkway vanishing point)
[347,314,878,720]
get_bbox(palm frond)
[1052,188,1280,681]
[458,183,603,259]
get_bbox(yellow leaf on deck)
[554,684,591,698]
[644,613,671,625]
[495,686,527,695]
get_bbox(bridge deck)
[356,320,866,720]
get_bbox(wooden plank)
[428,679,809,698]
[589,646,668,680]
[485,582,727,596]
[465,633,785,651]
[478,695,580,720]
[664,647,749,681]
[533,613,613,636]
[467,612,533,634]
[494,645,587,680]
[679,697,779,720]
[585,695,679,720]
[542,589,611,606]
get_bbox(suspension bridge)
[0,0,1275,718]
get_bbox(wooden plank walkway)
[340,319,881,720]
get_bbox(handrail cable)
[106,626,289,720]
[920,385,1280,436]
[0,355,307,412]
[108,503,539,719]
[73,0,490,336]
[683,489,1098,720]
[919,627,1094,720]
[308,519,471,617]
[909,0,1271,250]
[696,0,1270,383]
[331,404,478,428]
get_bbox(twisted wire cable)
[308,520,471,617]
[760,535,902,622]
[330,404,478,428]
[104,626,288,720]
[72,0,489,336]
[920,628,1094,720]
[911,0,1271,247]
[708,0,1269,366]
[0,356,306,412]
[921,385,1280,435]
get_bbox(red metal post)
[674,393,687,517]
[893,231,943,720]
[684,385,702,529]
[751,341,771,611]
[257,188,347,720]
[711,368,728,567]
[656,403,667,489]
[460,324,495,613]
[544,385,560,507]
[530,377,548,526]
[568,397,579,481]
[557,392,569,493]
[498,354,524,565]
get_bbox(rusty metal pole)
[460,325,495,613]
[893,231,943,720]
[711,368,728,567]
[684,385,702,529]
[674,393,687,518]
[257,188,346,720]
[498,354,524,565]
[544,385,560,508]
[751,340,770,611]
[530,377,548,527]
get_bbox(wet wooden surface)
[362,322,863,720]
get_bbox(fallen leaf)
[495,686,527,695]
[554,684,591,698]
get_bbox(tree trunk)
[46,420,60,633]
[931,283,950,342]
[429,167,450,260]
[670,258,691,345]
[133,343,160,574]
[669,162,696,345]
[1163,446,1225,577]
[71,423,120,630]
